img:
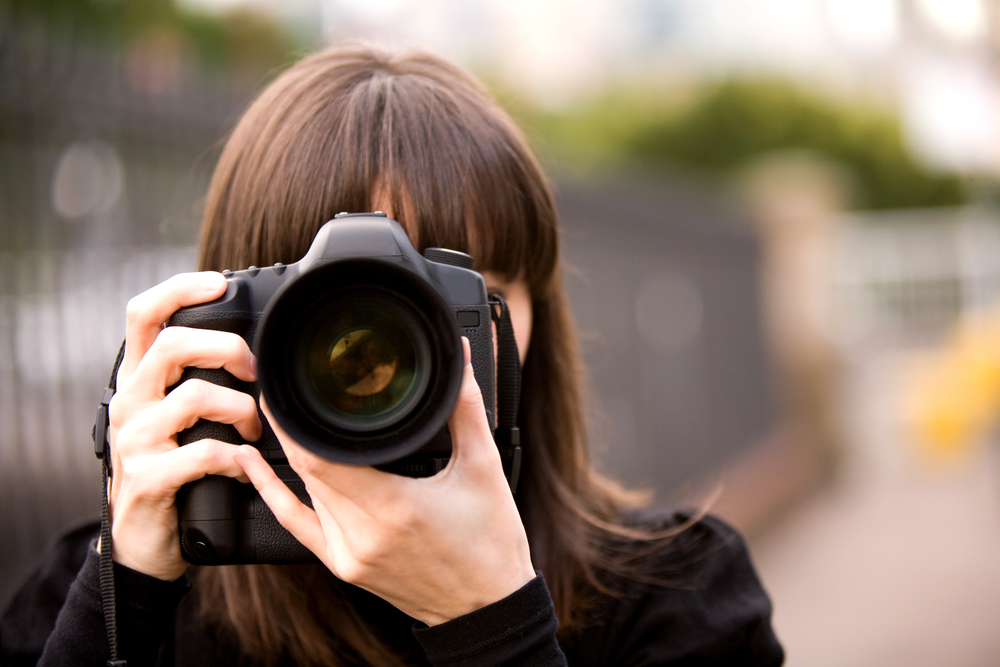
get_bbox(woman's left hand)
[235,338,536,626]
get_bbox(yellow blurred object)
[905,306,1000,464]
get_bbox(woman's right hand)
[106,271,261,581]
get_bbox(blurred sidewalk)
[749,352,1000,667]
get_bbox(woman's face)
[480,272,532,365]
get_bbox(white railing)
[0,246,196,599]
[831,206,1000,349]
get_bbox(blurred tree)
[0,0,301,87]
[520,79,970,211]
[630,80,964,210]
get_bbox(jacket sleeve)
[412,574,568,666]
[37,546,190,667]
[1,521,191,667]
[1,521,97,667]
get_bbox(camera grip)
[172,365,316,564]
[168,309,316,565]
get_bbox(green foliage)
[520,79,969,210]
[1,0,301,84]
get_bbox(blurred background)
[3,0,1000,664]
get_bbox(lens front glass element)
[293,292,431,432]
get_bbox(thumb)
[447,337,500,470]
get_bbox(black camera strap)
[93,339,127,667]
[377,295,523,488]
[489,293,523,494]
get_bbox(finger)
[309,499,357,580]
[128,327,257,397]
[259,396,395,498]
[158,380,262,442]
[234,445,329,557]
[120,272,229,379]
[127,439,251,490]
[447,337,499,470]
[113,383,260,461]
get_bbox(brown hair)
[194,43,675,667]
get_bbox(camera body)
[169,212,496,565]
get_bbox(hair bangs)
[374,67,558,295]
[202,46,559,296]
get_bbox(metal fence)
[0,246,196,599]
[0,22,241,604]
[831,206,1000,350]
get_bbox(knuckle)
[334,557,367,584]
[193,442,224,470]
[256,473,279,496]
[112,418,147,458]
[285,448,315,474]
[239,391,258,415]
[348,537,384,571]
[275,490,306,521]
[296,456,321,478]
[119,458,145,486]
[283,447,301,467]
[108,392,129,428]
[114,356,130,390]
[386,501,418,532]
[459,383,485,410]
[175,379,209,410]
[113,420,135,448]
[153,326,184,356]
[227,334,248,360]
[238,395,260,428]
[124,296,146,331]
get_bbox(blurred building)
[310,0,1000,175]
[557,177,783,520]
[0,13,249,607]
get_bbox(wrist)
[424,566,537,626]
[107,537,187,582]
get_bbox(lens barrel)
[255,258,463,465]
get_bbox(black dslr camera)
[165,212,503,565]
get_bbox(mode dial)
[423,247,474,270]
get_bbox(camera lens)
[256,257,463,465]
[292,293,431,432]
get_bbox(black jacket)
[1,514,784,666]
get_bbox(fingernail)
[199,272,226,291]
[250,353,258,379]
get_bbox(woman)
[1,45,783,666]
